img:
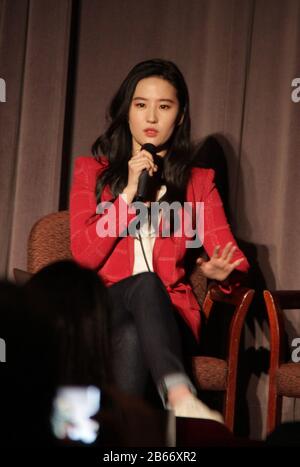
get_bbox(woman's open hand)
[196,242,244,281]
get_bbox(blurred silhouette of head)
[24,260,112,387]
[0,262,112,446]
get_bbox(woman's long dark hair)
[92,58,192,205]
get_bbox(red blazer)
[70,156,249,340]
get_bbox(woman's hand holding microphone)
[122,149,158,204]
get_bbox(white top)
[120,185,167,275]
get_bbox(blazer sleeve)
[189,168,250,291]
[70,156,136,270]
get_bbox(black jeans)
[107,272,195,404]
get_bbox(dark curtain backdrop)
[0,0,299,438]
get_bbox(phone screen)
[51,386,101,444]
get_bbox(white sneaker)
[172,394,224,423]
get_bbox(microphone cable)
[137,231,151,273]
[136,205,152,272]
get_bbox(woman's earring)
[177,114,184,126]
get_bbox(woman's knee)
[111,319,140,351]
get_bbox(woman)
[70,59,249,421]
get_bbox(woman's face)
[128,76,181,155]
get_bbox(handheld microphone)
[136,143,164,202]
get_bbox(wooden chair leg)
[224,389,235,432]
[267,382,282,434]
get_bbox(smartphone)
[51,386,101,444]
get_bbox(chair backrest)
[27,210,72,273]
[263,290,300,433]
[189,266,207,306]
